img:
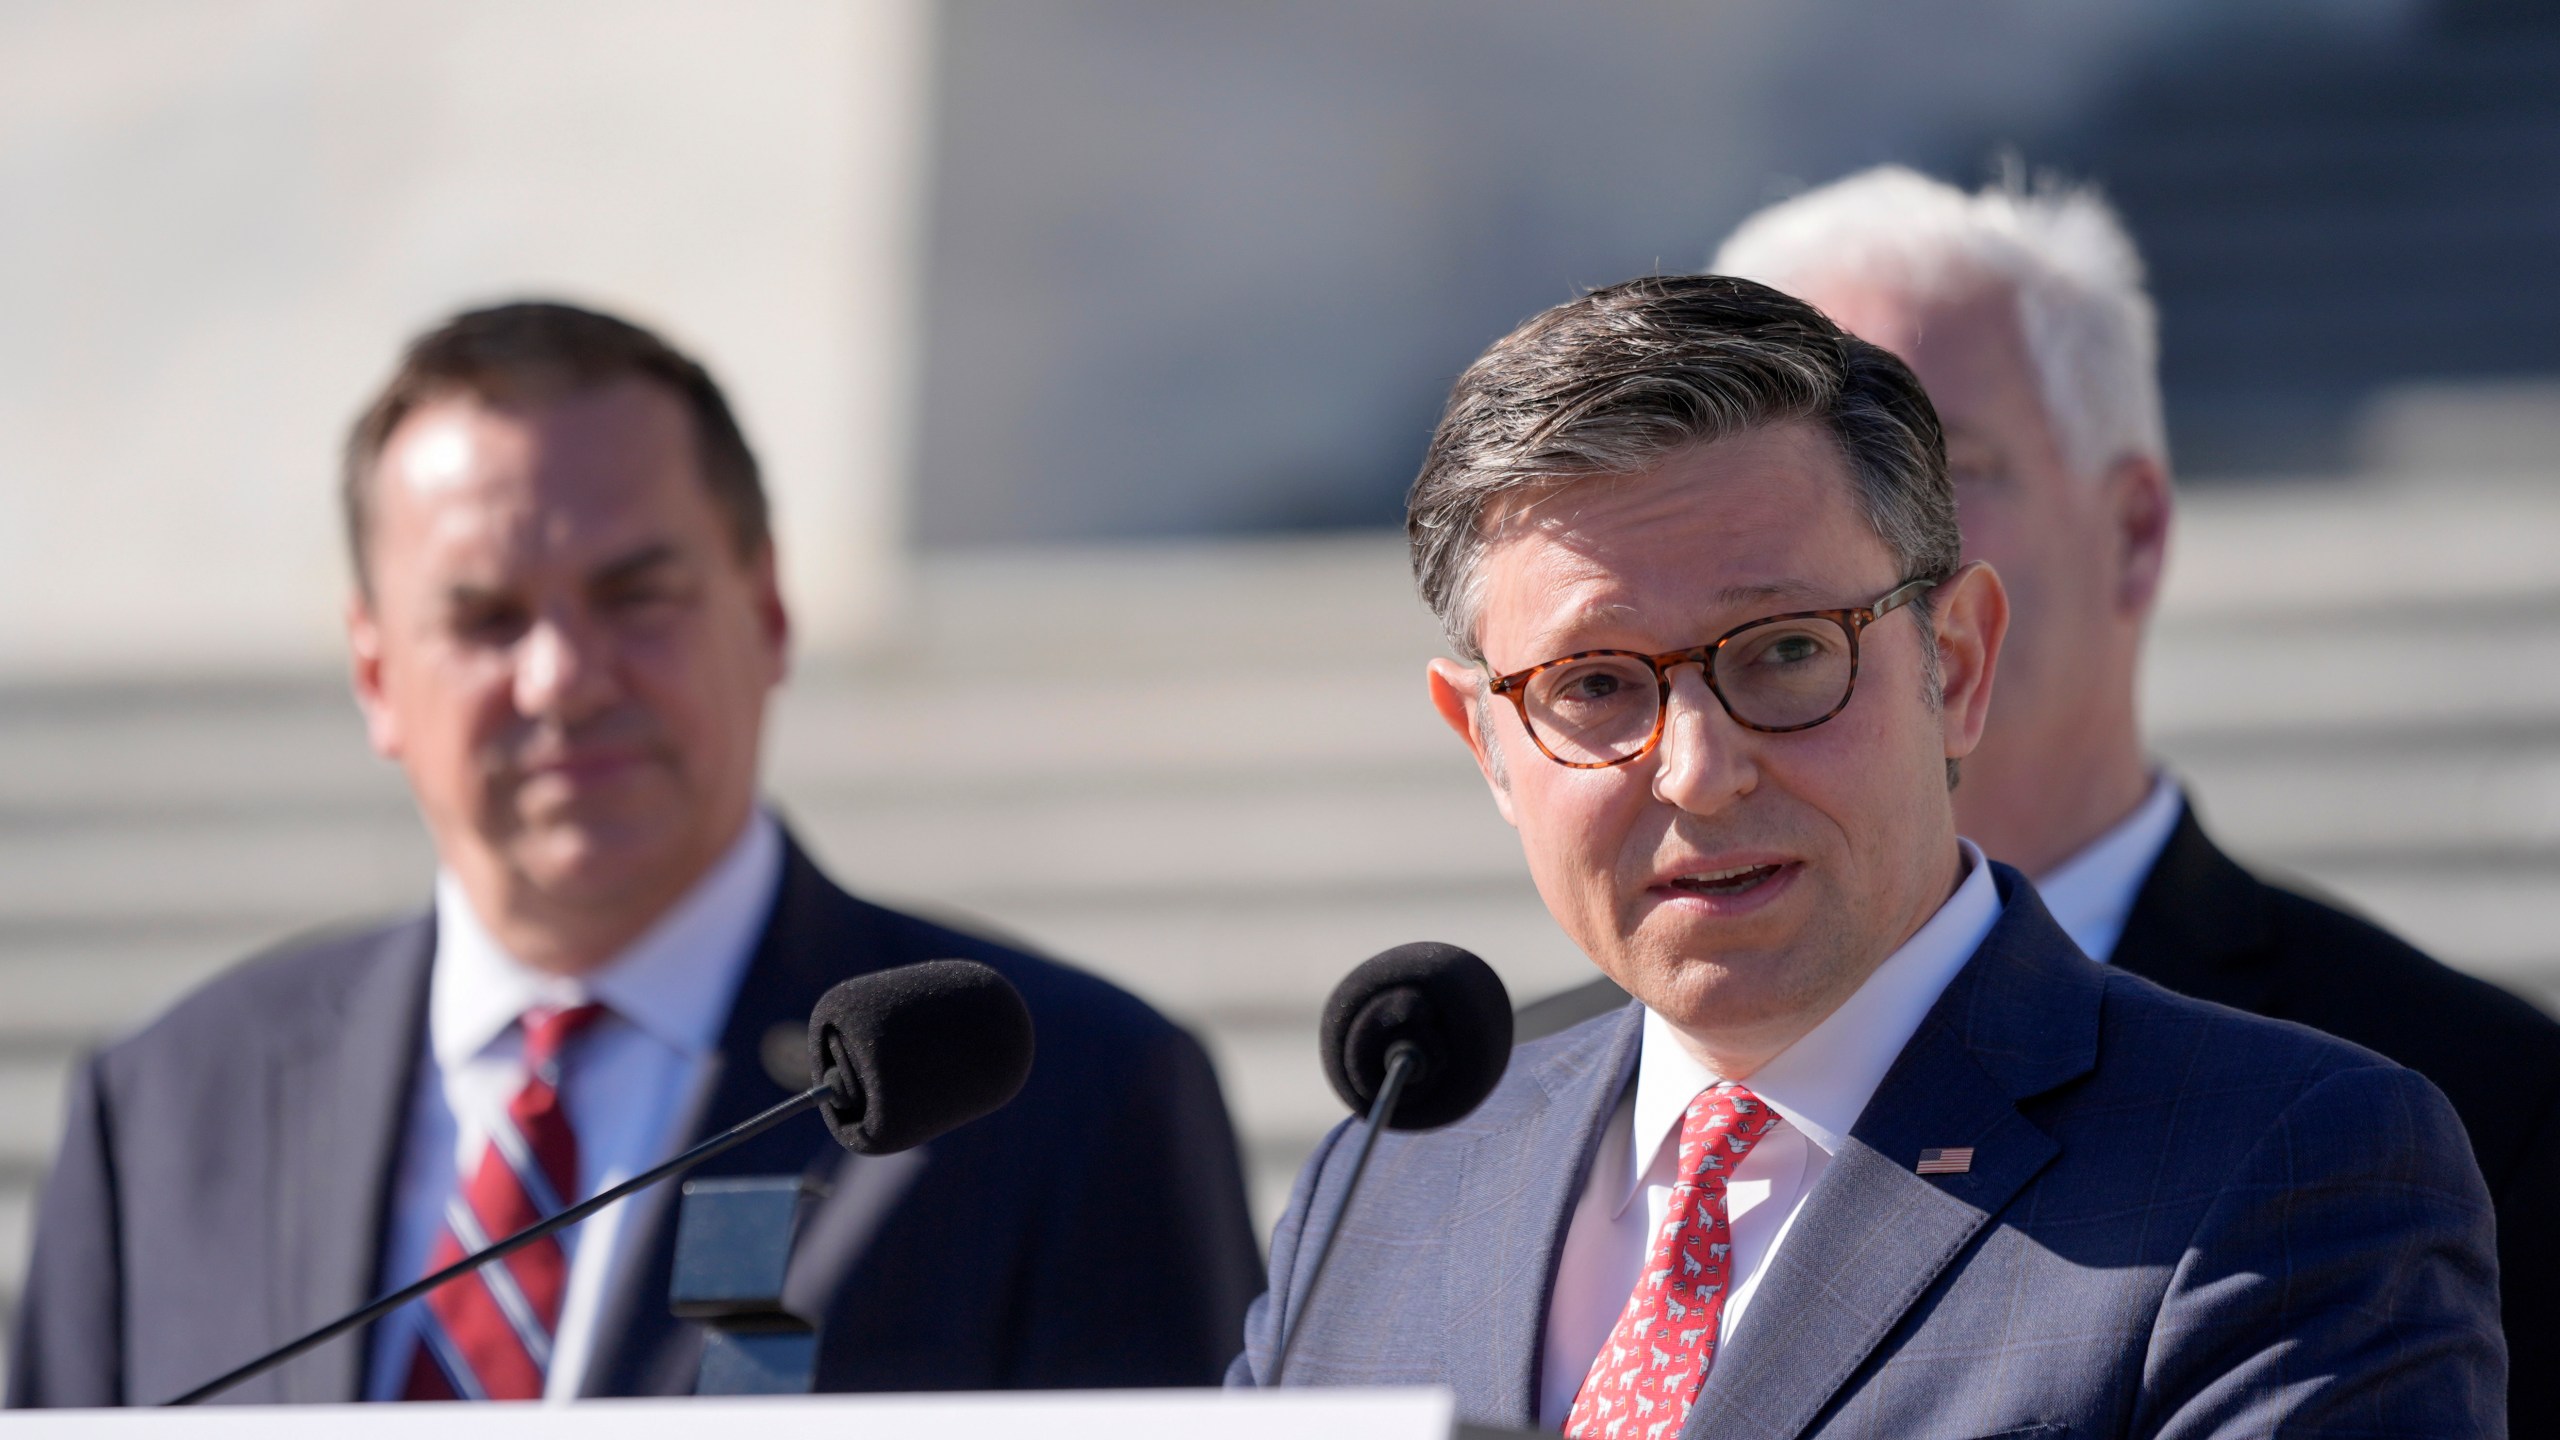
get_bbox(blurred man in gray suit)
[1233,275,2502,1436]
[1527,165,2560,1430]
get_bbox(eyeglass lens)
[1520,616,1855,762]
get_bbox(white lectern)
[0,1388,1533,1438]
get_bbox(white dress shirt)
[2032,773,2184,964]
[1538,842,2002,1428]
[365,811,782,1401]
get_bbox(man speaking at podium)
[9,302,1260,1406]
[1234,276,2504,1434]
[1521,167,2560,1431]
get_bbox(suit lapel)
[2109,803,2278,1013]
[1683,1059,2057,1440]
[1445,1002,1644,1429]
[1687,873,2100,1440]
[581,834,887,1396]
[270,916,434,1402]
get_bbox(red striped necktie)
[402,1002,607,1401]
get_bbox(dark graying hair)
[1408,274,1959,663]
[342,300,767,594]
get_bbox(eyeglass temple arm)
[1872,574,1943,618]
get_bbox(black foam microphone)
[807,957,1036,1153]
[1273,942,1512,1379]
[168,958,1034,1406]
[1320,940,1514,1129]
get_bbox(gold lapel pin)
[1916,1147,1975,1176]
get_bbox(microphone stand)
[1270,1040,1419,1383]
[167,1080,837,1406]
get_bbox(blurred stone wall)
[0,0,928,677]
[913,0,2423,543]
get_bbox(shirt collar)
[1617,839,2002,1215]
[2033,772,2185,963]
[430,811,784,1068]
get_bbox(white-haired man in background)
[1518,166,2560,1429]
[1721,168,2168,887]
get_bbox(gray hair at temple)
[1407,274,1960,665]
[1712,164,2166,484]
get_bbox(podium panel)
[0,1388,1528,1439]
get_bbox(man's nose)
[512,611,617,722]
[1651,664,1753,814]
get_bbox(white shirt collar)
[2033,773,2185,963]
[1617,839,2002,1215]
[429,811,785,1068]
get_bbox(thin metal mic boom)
[1268,1040,1419,1383]
[165,1081,835,1406]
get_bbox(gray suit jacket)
[1232,867,2505,1438]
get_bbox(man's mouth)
[515,747,656,789]
[1667,863,1787,897]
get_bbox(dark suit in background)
[1517,801,2560,1433]
[9,837,1262,1406]
[1244,872,2505,1436]
[2118,803,2560,1434]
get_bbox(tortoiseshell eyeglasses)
[1482,574,1945,769]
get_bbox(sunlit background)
[5,0,2557,1374]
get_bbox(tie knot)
[1673,1082,1777,1184]
[520,1001,607,1072]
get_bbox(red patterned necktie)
[1564,1082,1781,1440]
[402,1002,606,1401]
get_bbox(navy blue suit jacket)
[1235,868,2505,1437]
[9,834,1262,1406]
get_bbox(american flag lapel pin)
[1916,1147,1975,1176]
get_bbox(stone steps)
[2038,7,2560,472]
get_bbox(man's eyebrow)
[443,581,516,611]
[589,542,684,587]
[1709,579,1830,608]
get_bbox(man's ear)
[345,591,403,761]
[1427,657,1518,827]
[749,541,792,686]
[1931,560,2008,767]
[2106,453,2173,619]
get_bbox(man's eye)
[451,606,528,642]
[602,582,686,614]
[1562,671,1625,701]
[1735,629,1833,669]
[1537,660,1652,712]
[1951,462,2008,494]
[1765,635,1819,664]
